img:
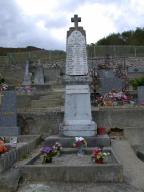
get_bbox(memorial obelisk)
[63,14,97,136]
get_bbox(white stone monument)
[22,60,32,86]
[63,15,97,136]
[34,59,44,85]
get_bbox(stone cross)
[71,14,81,29]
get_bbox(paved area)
[18,182,142,192]
[112,140,144,191]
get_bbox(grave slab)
[0,91,20,136]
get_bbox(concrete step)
[44,135,111,148]
[39,95,64,100]
[31,99,63,105]
[31,100,64,108]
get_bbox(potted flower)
[0,77,8,105]
[91,147,110,164]
[52,142,62,156]
[41,146,57,163]
[73,137,87,156]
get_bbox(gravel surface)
[112,140,144,191]
[18,182,143,192]
[33,154,113,166]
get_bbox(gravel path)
[18,182,142,192]
[112,140,144,191]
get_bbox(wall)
[18,107,144,145]
[1,56,144,85]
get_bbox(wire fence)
[0,46,144,65]
[87,46,144,57]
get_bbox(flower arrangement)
[0,137,8,155]
[41,142,62,163]
[73,137,87,155]
[0,78,8,93]
[53,142,62,156]
[91,147,110,164]
[41,146,57,163]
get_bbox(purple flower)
[41,146,53,154]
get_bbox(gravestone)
[98,69,123,95]
[0,91,20,136]
[22,60,32,86]
[137,86,144,104]
[63,14,96,136]
[34,59,44,85]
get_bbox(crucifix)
[71,14,81,29]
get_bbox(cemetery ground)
[15,137,144,192]
[0,87,144,192]
[1,14,144,192]
[0,87,143,191]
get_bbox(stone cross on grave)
[71,14,81,29]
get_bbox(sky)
[0,0,144,50]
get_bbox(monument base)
[63,120,97,136]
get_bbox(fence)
[87,46,144,57]
[0,46,144,67]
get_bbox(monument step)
[31,101,64,108]
[31,104,63,108]
[31,98,63,103]
[39,96,64,100]
[31,99,63,105]
[44,135,110,148]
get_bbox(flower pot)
[0,94,4,105]
[95,159,103,164]
[43,156,52,163]
[97,127,105,135]
[77,145,84,155]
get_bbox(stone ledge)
[64,75,91,84]
[44,135,110,147]
[0,168,21,192]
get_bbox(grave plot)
[20,148,123,183]
[0,135,41,173]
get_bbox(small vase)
[43,156,52,163]
[77,145,84,156]
[0,94,4,105]
[46,157,52,163]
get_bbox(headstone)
[34,59,44,85]
[0,91,20,136]
[98,69,123,95]
[63,14,96,136]
[137,86,144,104]
[66,30,88,76]
[22,60,32,86]
[10,136,17,148]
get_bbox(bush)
[130,77,144,89]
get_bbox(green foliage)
[91,27,144,46]
[130,77,144,89]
